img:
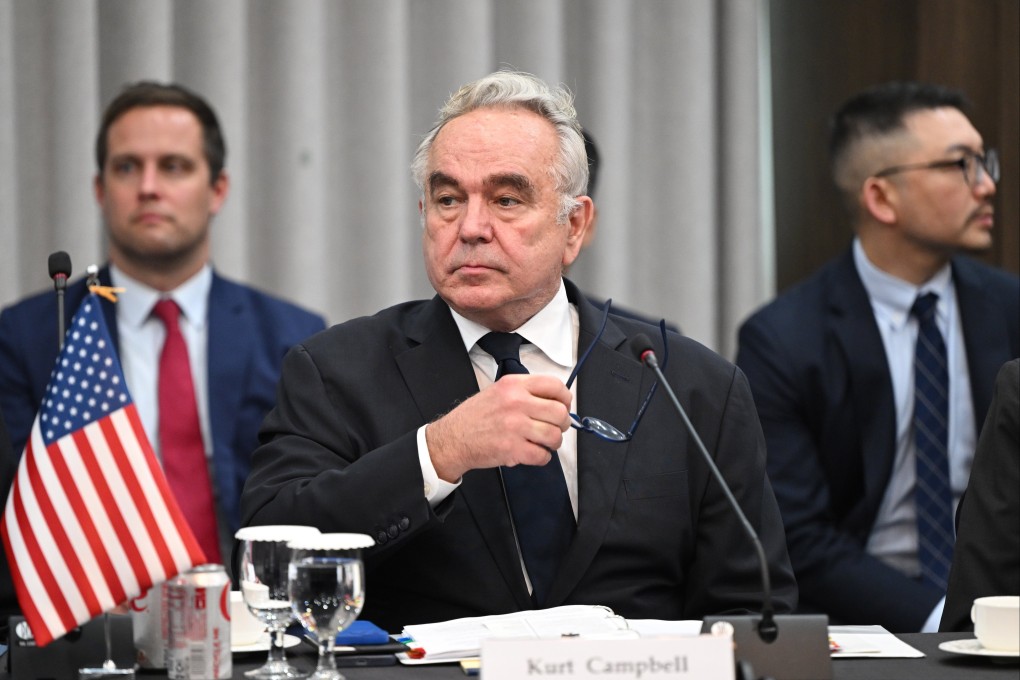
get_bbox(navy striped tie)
[478,332,575,606]
[911,293,954,591]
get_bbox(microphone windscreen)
[630,333,655,362]
[48,251,72,279]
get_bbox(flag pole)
[76,266,135,679]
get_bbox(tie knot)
[911,292,939,322]
[151,298,181,327]
[477,332,525,363]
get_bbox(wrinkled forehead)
[426,107,560,188]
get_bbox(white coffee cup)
[230,590,266,647]
[971,595,1020,652]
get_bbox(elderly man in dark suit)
[737,82,1019,633]
[0,82,325,597]
[241,70,796,633]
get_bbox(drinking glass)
[287,533,374,680]
[235,525,321,679]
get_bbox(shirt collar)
[450,279,575,369]
[110,264,213,329]
[853,238,953,328]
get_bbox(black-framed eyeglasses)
[873,148,999,188]
[563,301,669,442]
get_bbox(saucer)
[939,638,1020,658]
[232,633,302,654]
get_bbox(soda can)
[130,583,169,668]
[166,564,232,679]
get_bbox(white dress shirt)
[109,264,214,462]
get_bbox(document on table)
[828,625,925,658]
[398,605,637,664]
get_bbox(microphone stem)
[643,353,775,627]
[55,281,66,350]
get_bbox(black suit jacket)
[940,359,1020,632]
[736,248,1020,632]
[241,279,796,633]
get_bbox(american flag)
[0,294,205,646]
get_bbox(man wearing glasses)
[242,70,797,633]
[736,82,1019,633]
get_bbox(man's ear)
[562,196,594,268]
[208,171,230,216]
[861,177,898,225]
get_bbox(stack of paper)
[828,625,925,658]
[399,605,636,663]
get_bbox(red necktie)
[152,299,221,563]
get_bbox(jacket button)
[376,531,389,544]
[387,525,399,538]
[398,517,410,530]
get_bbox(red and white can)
[131,583,169,668]
[166,564,232,679]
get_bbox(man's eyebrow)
[428,171,461,194]
[484,173,535,196]
[945,143,983,155]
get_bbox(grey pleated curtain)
[0,0,773,359]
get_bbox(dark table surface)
[4,632,1017,679]
[222,632,1018,680]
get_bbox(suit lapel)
[206,275,254,478]
[393,297,532,608]
[828,252,898,505]
[953,258,1008,424]
[546,286,646,605]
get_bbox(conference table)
[225,633,1015,679]
[3,632,1016,678]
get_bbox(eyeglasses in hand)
[564,301,669,442]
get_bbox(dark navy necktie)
[910,293,954,591]
[477,332,575,606]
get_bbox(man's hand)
[426,374,572,482]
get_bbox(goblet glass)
[235,525,322,679]
[287,533,374,680]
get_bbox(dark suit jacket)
[0,266,325,614]
[736,248,1020,632]
[241,278,796,633]
[940,359,1020,632]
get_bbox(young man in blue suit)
[0,83,325,610]
[737,82,1019,632]
[241,71,796,633]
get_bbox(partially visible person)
[575,128,679,332]
[0,82,326,604]
[736,81,1019,632]
[241,70,796,634]
[0,410,13,635]
[940,358,1019,632]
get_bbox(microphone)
[48,251,72,349]
[48,251,72,289]
[631,333,831,680]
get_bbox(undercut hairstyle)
[411,70,588,223]
[828,81,970,215]
[95,81,227,185]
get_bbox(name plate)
[481,635,733,679]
